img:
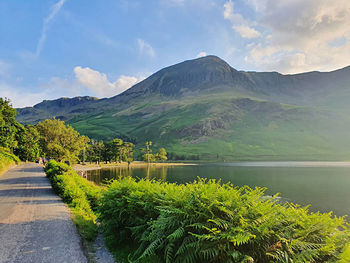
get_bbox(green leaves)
[37,118,89,163]
[44,160,103,241]
[99,177,350,262]
[0,98,23,151]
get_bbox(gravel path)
[0,163,88,263]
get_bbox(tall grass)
[99,177,350,263]
[45,160,103,241]
[0,148,20,175]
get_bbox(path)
[0,163,88,263]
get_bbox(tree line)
[0,98,167,165]
[84,139,167,165]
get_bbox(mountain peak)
[182,55,236,71]
[120,55,237,98]
[33,96,99,110]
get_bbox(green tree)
[14,125,41,161]
[86,140,105,164]
[0,98,23,151]
[123,142,134,167]
[155,147,167,162]
[111,138,123,163]
[36,118,89,163]
[102,141,113,163]
[141,141,153,164]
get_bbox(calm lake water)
[86,162,350,217]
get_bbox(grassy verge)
[0,148,20,176]
[44,160,103,243]
[99,177,350,263]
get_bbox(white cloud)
[233,25,261,39]
[36,0,66,57]
[196,51,207,58]
[236,0,350,73]
[137,38,155,57]
[74,66,142,97]
[223,1,261,39]
[0,76,87,108]
[0,83,50,108]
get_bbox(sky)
[1,0,350,107]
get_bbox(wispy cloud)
[137,38,155,57]
[36,0,66,57]
[223,1,261,39]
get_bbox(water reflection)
[87,165,169,185]
[86,163,350,217]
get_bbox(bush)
[99,177,350,263]
[0,148,20,174]
[44,160,103,241]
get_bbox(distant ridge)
[16,56,350,160]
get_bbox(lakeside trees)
[84,139,167,165]
[141,142,168,163]
[0,98,168,165]
[85,139,135,165]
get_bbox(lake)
[86,162,350,217]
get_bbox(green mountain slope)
[16,56,350,160]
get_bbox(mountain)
[16,56,350,160]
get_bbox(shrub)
[0,148,20,174]
[44,160,103,241]
[99,177,350,263]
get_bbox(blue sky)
[1,0,350,107]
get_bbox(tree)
[0,98,23,151]
[14,125,41,161]
[142,141,153,164]
[86,140,104,164]
[111,138,123,163]
[123,142,134,167]
[102,141,113,163]
[36,118,89,163]
[142,152,156,163]
[156,148,167,162]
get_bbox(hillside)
[16,56,350,160]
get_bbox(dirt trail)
[0,163,88,263]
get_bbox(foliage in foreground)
[99,177,350,263]
[0,148,20,174]
[44,160,103,241]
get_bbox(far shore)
[73,161,197,171]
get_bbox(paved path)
[0,163,88,263]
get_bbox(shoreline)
[73,162,197,171]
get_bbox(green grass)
[44,160,103,242]
[68,93,350,161]
[0,148,20,175]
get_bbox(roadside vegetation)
[0,148,20,175]
[45,160,350,263]
[44,160,103,241]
